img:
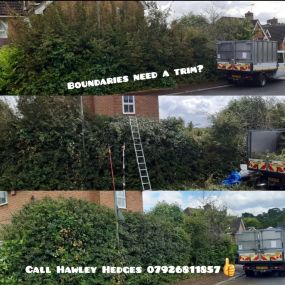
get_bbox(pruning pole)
[108,146,120,249]
[80,96,86,190]
[122,143,126,191]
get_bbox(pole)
[80,96,86,190]
[108,146,120,249]
[122,143,126,191]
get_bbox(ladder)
[129,116,152,191]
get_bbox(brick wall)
[0,190,143,225]
[99,191,143,212]
[84,95,159,119]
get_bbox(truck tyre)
[258,74,266,87]
[245,270,253,277]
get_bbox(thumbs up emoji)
[223,258,235,277]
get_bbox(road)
[163,79,285,96]
[226,274,285,285]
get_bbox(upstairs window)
[116,190,126,209]
[0,21,8,38]
[0,191,8,206]
[122,96,135,114]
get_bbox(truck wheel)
[258,74,266,87]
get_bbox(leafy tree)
[148,202,184,224]
[243,217,263,229]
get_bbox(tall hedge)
[0,97,202,190]
[0,198,192,285]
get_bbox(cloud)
[159,96,235,127]
[143,191,285,216]
[158,1,285,24]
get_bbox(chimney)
[245,11,254,21]
[267,18,278,25]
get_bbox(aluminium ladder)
[129,116,152,191]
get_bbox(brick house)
[0,190,143,226]
[0,1,54,47]
[0,1,145,47]
[249,12,285,51]
[83,95,159,119]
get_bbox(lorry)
[216,40,285,86]
[236,227,285,277]
[246,129,285,189]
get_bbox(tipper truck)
[217,40,285,86]
[247,129,285,189]
[236,228,285,276]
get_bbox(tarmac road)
[226,273,285,285]
[164,79,285,96]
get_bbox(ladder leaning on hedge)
[129,116,152,191]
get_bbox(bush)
[0,198,192,285]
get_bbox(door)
[276,52,285,78]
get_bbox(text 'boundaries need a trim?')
[66,65,204,90]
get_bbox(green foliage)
[0,198,193,285]
[1,96,285,189]
[148,202,184,224]
[183,203,236,266]
[0,46,20,94]
[2,2,220,95]
[242,207,285,228]
[0,97,202,190]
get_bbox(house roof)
[0,1,26,16]
[263,24,285,42]
[230,217,245,234]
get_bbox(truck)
[236,227,285,277]
[216,40,285,86]
[246,129,285,189]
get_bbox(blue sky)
[143,191,285,216]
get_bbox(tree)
[148,202,184,224]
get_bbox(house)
[0,190,143,226]
[251,14,285,50]
[0,1,54,47]
[0,1,145,47]
[83,95,159,119]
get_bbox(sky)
[157,1,285,24]
[159,96,285,127]
[143,191,285,216]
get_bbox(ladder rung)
[141,176,149,178]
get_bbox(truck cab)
[276,51,285,78]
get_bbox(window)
[116,191,126,209]
[0,191,8,206]
[278,52,284,63]
[0,21,8,38]
[122,96,135,114]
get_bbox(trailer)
[247,129,285,189]
[236,228,285,276]
[217,40,285,86]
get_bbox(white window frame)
[122,96,135,115]
[0,191,8,206]
[0,20,8,39]
[116,190,127,209]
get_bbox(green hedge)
[0,198,194,285]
